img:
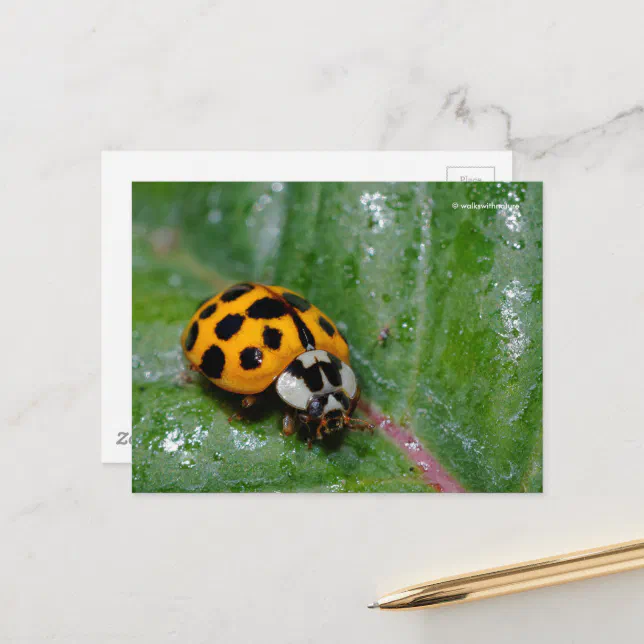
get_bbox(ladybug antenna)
[344,415,375,434]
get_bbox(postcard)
[103,153,542,494]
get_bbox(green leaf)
[132,181,542,493]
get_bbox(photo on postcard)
[132,181,542,493]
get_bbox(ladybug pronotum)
[181,282,373,444]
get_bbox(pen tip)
[367,601,379,609]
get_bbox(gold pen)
[369,538,644,611]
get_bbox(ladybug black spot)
[215,314,245,340]
[199,302,218,319]
[240,347,263,370]
[201,345,225,379]
[332,391,350,410]
[262,325,282,350]
[328,353,342,370]
[286,359,324,392]
[283,291,311,312]
[320,361,342,387]
[185,321,199,351]
[318,316,335,337]
[291,312,316,350]
[220,283,255,302]
[246,297,287,319]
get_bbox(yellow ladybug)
[181,283,372,442]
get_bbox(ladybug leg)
[228,395,258,423]
[343,389,374,433]
[296,414,315,448]
[344,415,375,433]
[282,409,296,436]
[241,395,257,409]
[316,415,331,440]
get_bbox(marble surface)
[2,1,644,642]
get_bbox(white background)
[2,1,644,643]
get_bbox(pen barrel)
[379,538,644,610]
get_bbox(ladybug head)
[299,395,350,432]
[276,349,372,438]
